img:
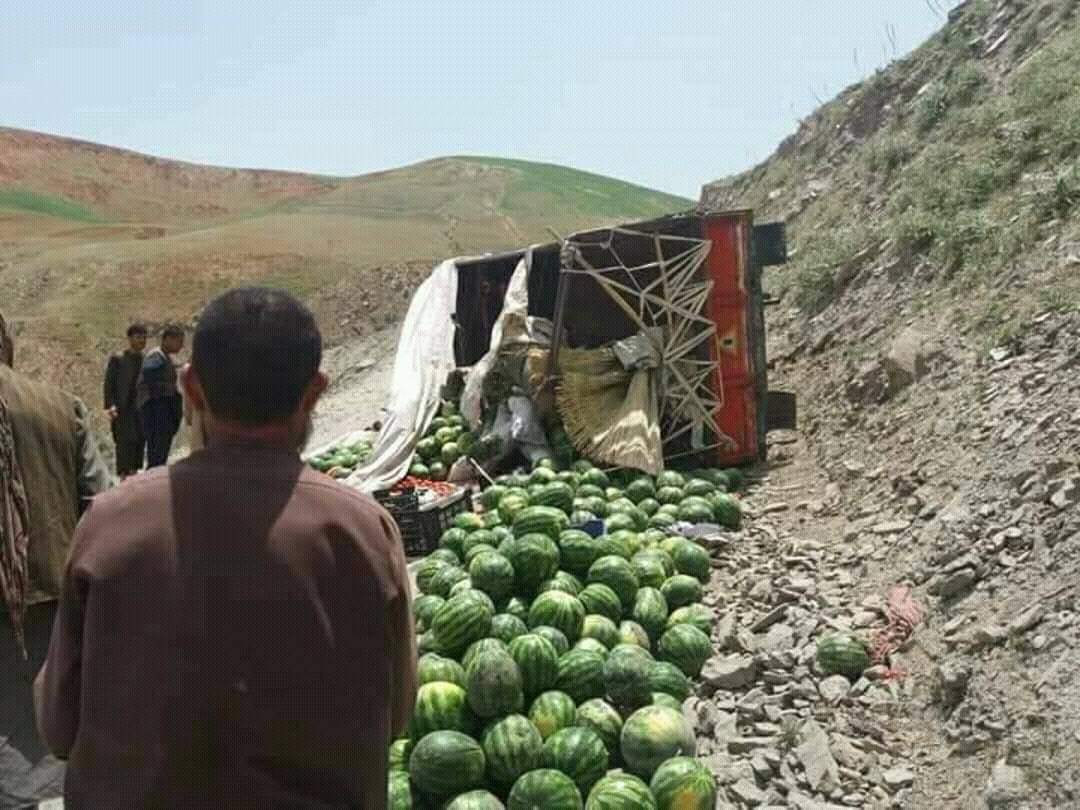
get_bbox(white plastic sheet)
[346,259,459,493]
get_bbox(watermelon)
[648,513,677,531]
[431,593,493,656]
[683,478,716,497]
[501,534,561,596]
[603,513,637,535]
[576,483,605,500]
[577,583,623,624]
[670,541,711,583]
[573,697,623,758]
[587,556,639,610]
[481,713,544,789]
[573,638,609,658]
[446,790,506,810]
[418,654,468,688]
[512,506,569,541]
[466,650,524,718]
[541,727,608,795]
[498,495,531,526]
[595,534,631,561]
[618,620,651,651]
[657,624,712,678]
[570,508,597,526]
[507,769,583,810]
[816,633,870,679]
[630,554,667,590]
[528,690,577,740]
[555,649,606,703]
[429,461,448,480]
[651,692,682,711]
[491,613,530,644]
[389,738,412,772]
[418,631,442,656]
[603,645,653,710]
[529,465,558,484]
[580,614,621,650]
[470,551,516,603]
[528,591,586,643]
[534,482,575,514]
[417,436,440,459]
[465,543,498,566]
[509,634,560,700]
[455,513,486,532]
[481,485,509,511]
[414,594,447,628]
[504,596,530,622]
[624,477,657,504]
[665,604,715,636]
[430,548,462,566]
[631,588,669,644]
[556,470,581,487]
[558,530,601,577]
[656,486,684,506]
[659,575,702,610]
[409,730,486,797]
[458,588,497,619]
[584,772,657,810]
[441,528,471,556]
[608,530,643,558]
[649,756,716,810]
[531,625,570,656]
[429,565,471,599]
[388,770,412,809]
[636,498,660,517]
[721,467,744,490]
[582,469,610,489]
[417,558,451,595]
[648,661,692,702]
[410,681,474,740]
[539,571,584,596]
[462,528,496,555]
[462,639,511,675]
[583,497,609,518]
[434,427,457,444]
[656,471,686,489]
[639,529,669,547]
[711,493,742,529]
[619,705,696,779]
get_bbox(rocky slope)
[694,0,1080,806]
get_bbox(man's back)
[40,440,413,809]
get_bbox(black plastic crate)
[374,487,430,557]
[419,489,474,550]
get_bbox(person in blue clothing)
[135,324,185,467]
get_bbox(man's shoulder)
[294,467,389,518]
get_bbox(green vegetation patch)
[0,188,98,221]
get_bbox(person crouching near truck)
[35,287,417,808]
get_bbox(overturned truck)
[344,208,792,494]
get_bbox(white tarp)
[346,259,460,493]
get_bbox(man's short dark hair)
[161,324,185,340]
[127,323,148,338]
[192,287,322,424]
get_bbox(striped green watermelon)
[455,513,486,532]
[410,681,475,739]
[414,594,446,628]
[648,661,692,702]
[657,624,712,678]
[583,497,609,518]
[508,634,560,700]
[418,631,442,656]
[469,551,516,603]
[584,772,657,810]
[649,756,716,810]
[710,493,742,530]
[501,534,561,596]
[388,770,412,809]
[409,730,486,797]
[430,548,463,566]
[620,705,696,779]
[683,478,716,497]
[534,482,575,514]
[445,789,506,810]
[576,483,605,500]
[555,649,606,703]
[512,506,569,541]
[639,529,669,547]
[430,593,493,656]
[676,497,714,525]
[490,613,530,644]
[656,486,684,506]
[608,530,643,557]
[625,478,657,504]
[453,587,497,616]
[528,591,586,643]
[389,738,412,772]
[572,638,609,658]
[529,464,557,483]
[582,469,610,489]
[416,558,451,594]
[481,713,544,789]
[483,511,503,530]
[573,698,623,759]
[670,541,710,583]
[651,692,683,711]
[538,571,584,596]
[595,534,631,561]
[530,625,570,656]
[541,727,608,795]
[631,588,669,644]
[720,467,744,490]
[466,650,524,718]
[528,690,577,740]
[656,471,686,489]
[429,565,471,599]
[636,498,660,517]
[618,620,651,650]
[603,513,638,535]
[580,614,621,650]
[586,556,639,610]
[441,528,471,557]
[418,654,467,688]
[647,512,677,531]
[507,769,583,810]
[665,604,716,636]
[462,529,497,556]
[578,584,623,624]
[504,596,530,622]
[465,544,498,566]
[816,633,870,679]
[603,645,653,710]
[659,575,702,609]
[481,485,509,510]
[498,494,531,526]
[462,638,510,675]
[630,554,667,590]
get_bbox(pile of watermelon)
[390,458,747,809]
[411,402,502,482]
[307,438,374,478]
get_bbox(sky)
[0,1,960,198]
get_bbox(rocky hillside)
[697,0,1080,807]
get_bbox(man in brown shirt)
[36,288,417,808]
